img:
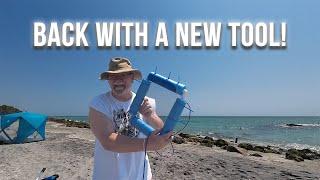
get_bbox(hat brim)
[99,69,142,80]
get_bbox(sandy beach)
[1,121,319,180]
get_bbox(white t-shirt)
[89,92,154,180]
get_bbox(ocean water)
[53,116,320,151]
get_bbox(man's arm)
[89,107,171,153]
[144,112,163,129]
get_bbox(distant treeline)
[0,105,22,115]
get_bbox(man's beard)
[113,85,126,94]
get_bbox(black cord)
[142,101,192,180]
[152,102,193,179]
[173,102,192,136]
[142,135,149,180]
[155,102,192,159]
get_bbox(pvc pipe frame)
[129,72,187,136]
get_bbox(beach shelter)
[0,112,47,143]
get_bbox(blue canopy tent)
[0,112,47,143]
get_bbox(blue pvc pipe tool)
[129,72,187,136]
[147,72,186,96]
[159,98,186,135]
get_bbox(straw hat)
[99,57,142,80]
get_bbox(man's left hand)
[139,98,153,119]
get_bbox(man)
[89,57,172,180]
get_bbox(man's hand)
[139,97,164,129]
[139,98,153,119]
[147,130,173,151]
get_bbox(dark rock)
[285,148,320,161]
[204,136,214,141]
[226,145,246,154]
[238,143,254,150]
[172,136,185,144]
[287,149,301,155]
[250,153,263,157]
[178,133,204,143]
[200,139,214,147]
[178,133,195,139]
[300,148,313,154]
[286,149,304,162]
[251,145,281,154]
[286,151,304,162]
[264,147,282,154]
[221,145,227,150]
[226,145,243,154]
[238,143,282,154]
[299,149,320,160]
[187,136,203,143]
[214,139,229,147]
[278,148,286,153]
[252,146,265,152]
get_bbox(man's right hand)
[146,130,173,151]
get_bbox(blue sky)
[0,0,319,116]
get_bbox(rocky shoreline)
[1,119,320,179]
[48,117,320,163]
[48,117,90,128]
[173,133,320,162]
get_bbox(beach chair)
[35,168,59,180]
